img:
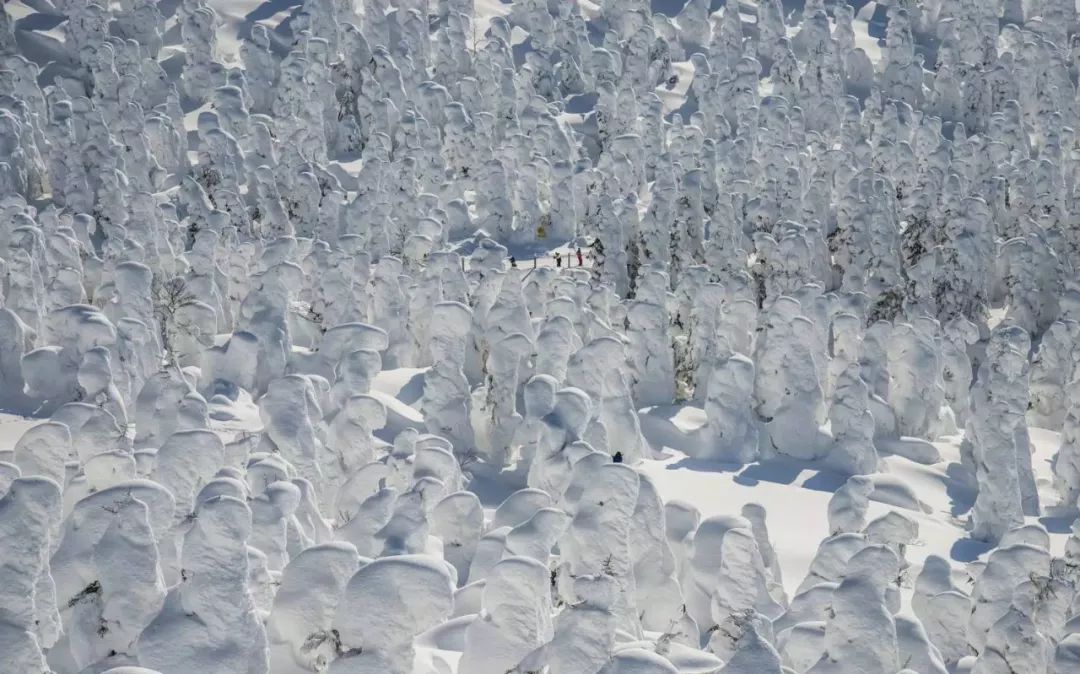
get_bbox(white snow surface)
[4,0,1080,673]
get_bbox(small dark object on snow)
[576,248,584,266]
[612,451,623,464]
[554,251,562,267]
[67,580,102,608]
[509,256,516,268]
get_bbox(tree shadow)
[662,453,837,491]
[237,0,305,55]
[563,92,598,115]
[652,0,691,16]
[949,535,993,563]
[158,0,184,21]
[512,34,534,69]
[638,404,704,456]
[464,461,523,508]
[732,460,803,486]
[736,460,846,494]
[666,456,745,474]
[15,13,65,32]
[22,0,63,16]
[159,51,185,79]
[395,370,426,407]
[161,19,183,47]
[944,461,976,517]
[1039,507,1077,535]
[801,469,849,493]
[244,0,304,25]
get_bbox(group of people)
[508,247,587,269]
[553,247,586,268]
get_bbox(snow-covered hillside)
[2,0,1080,673]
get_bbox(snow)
[0,379,1069,665]
[4,0,1080,672]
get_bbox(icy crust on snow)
[5,0,1080,673]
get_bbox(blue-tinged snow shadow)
[564,93,598,115]
[238,0,305,55]
[847,0,878,12]
[467,462,525,508]
[945,462,976,517]
[512,34,534,69]
[664,456,747,475]
[866,1,889,41]
[17,27,74,75]
[394,370,426,407]
[15,12,64,32]
[663,454,849,493]
[159,0,183,20]
[244,0,304,25]
[949,536,993,563]
[21,0,63,16]
[801,469,850,492]
[160,51,185,79]
[734,460,807,487]
[652,0,691,16]
[735,460,848,492]
[161,19,183,46]
[1039,513,1076,535]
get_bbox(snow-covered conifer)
[941,316,978,427]
[138,495,268,674]
[179,5,220,104]
[888,321,944,439]
[912,554,969,666]
[969,325,1037,542]
[431,490,484,583]
[329,555,454,674]
[60,495,165,671]
[807,545,900,673]
[0,5,16,57]
[626,300,675,406]
[0,477,61,673]
[1030,320,1080,429]
[967,526,1051,655]
[827,475,875,536]
[700,354,758,463]
[266,542,360,673]
[827,363,879,476]
[423,301,475,456]
[515,573,620,673]
[754,297,826,460]
[459,555,553,674]
[560,462,641,635]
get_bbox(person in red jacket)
[576,248,584,266]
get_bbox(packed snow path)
[3,1,1080,673]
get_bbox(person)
[554,251,562,268]
[576,248,584,266]
[509,256,516,268]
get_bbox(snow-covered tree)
[968,326,1037,542]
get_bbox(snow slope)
[5,0,1080,672]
